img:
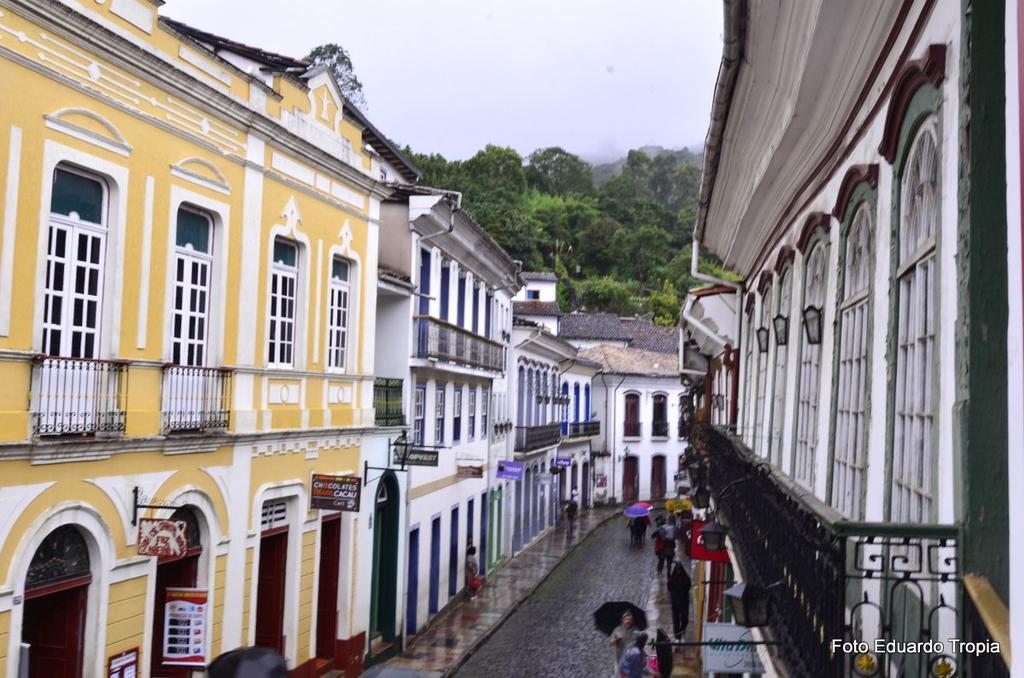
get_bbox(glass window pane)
[176,207,212,253]
[51,168,104,223]
[274,238,297,267]
[332,258,350,281]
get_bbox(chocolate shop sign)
[310,474,361,512]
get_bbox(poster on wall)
[137,519,187,557]
[162,588,208,666]
[108,647,139,678]
[310,474,362,512]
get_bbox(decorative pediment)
[44,107,132,156]
[281,197,303,237]
[773,246,796,273]
[757,270,773,294]
[878,45,946,164]
[797,212,832,253]
[338,220,354,256]
[305,73,345,132]
[832,164,879,223]
[170,156,230,194]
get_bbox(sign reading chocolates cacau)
[310,474,361,512]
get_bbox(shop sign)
[108,647,139,678]
[496,460,524,481]
[162,588,207,666]
[596,474,608,488]
[399,447,440,467]
[310,474,361,512]
[137,519,187,558]
[690,519,730,563]
[554,457,572,468]
[456,465,484,479]
[701,623,764,673]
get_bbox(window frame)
[326,256,352,372]
[267,237,300,368]
[435,383,446,445]
[754,283,772,458]
[768,267,792,466]
[414,383,426,445]
[792,240,829,490]
[468,387,477,440]
[453,384,463,443]
[170,205,214,368]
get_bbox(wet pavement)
[368,508,701,677]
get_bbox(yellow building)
[0,1,419,676]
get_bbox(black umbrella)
[593,601,648,635]
[655,628,674,677]
[208,646,287,678]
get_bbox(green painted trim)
[787,233,831,485]
[956,0,1009,602]
[824,181,878,519]
[883,83,943,523]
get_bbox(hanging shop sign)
[496,460,524,481]
[137,519,187,558]
[554,457,572,468]
[701,623,764,674]
[399,447,440,467]
[596,474,608,488]
[456,465,484,479]
[108,647,139,678]
[690,519,730,563]
[310,474,362,512]
[162,588,208,666]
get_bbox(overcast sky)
[161,1,723,162]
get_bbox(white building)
[511,271,560,332]
[374,187,519,648]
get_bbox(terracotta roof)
[521,271,558,282]
[162,18,308,70]
[578,345,679,377]
[559,312,632,340]
[513,300,562,317]
[621,317,679,354]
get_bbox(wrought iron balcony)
[414,315,504,372]
[651,420,670,437]
[515,422,561,453]
[705,427,965,678]
[161,364,231,433]
[565,420,600,438]
[374,377,405,426]
[31,355,127,436]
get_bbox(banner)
[137,519,187,558]
[701,623,764,673]
[162,588,207,666]
[690,519,730,562]
[496,460,524,481]
[310,474,361,512]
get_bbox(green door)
[370,473,400,642]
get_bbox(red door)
[651,455,666,500]
[23,579,88,678]
[150,555,200,678]
[316,516,341,661]
[623,456,639,502]
[255,529,288,653]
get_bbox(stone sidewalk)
[365,507,619,677]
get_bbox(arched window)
[171,205,213,367]
[327,256,352,370]
[795,243,827,488]
[268,237,299,367]
[43,166,108,359]
[652,393,668,437]
[26,525,91,589]
[624,392,640,437]
[754,284,772,457]
[584,384,591,422]
[892,122,939,524]
[833,203,873,518]
[573,383,581,423]
[769,269,792,465]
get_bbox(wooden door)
[623,456,639,502]
[651,455,666,500]
[582,461,591,508]
[480,491,488,576]
[151,555,199,678]
[406,528,419,636]
[254,529,288,653]
[23,582,88,678]
[428,517,441,615]
[316,516,341,660]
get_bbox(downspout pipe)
[680,294,729,350]
[416,187,462,245]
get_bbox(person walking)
[618,633,660,678]
[565,491,579,540]
[610,611,639,672]
[465,545,481,599]
[656,519,677,575]
[636,513,651,547]
[666,559,692,642]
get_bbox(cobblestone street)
[456,518,696,677]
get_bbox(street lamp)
[772,313,789,346]
[725,582,772,628]
[802,305,823,345]
[692,485,711,509]
[755,326,769,353]
[699,519,728,552]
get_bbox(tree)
[577,276,638,314]
[576,216,621,276]
[305,44,367,110]
[525,147,594,196]
[610,224,674,292]
[646,279,681,326]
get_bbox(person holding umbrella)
[594,603,647,673]
[610,610,640,671]
[618,633,661,678]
